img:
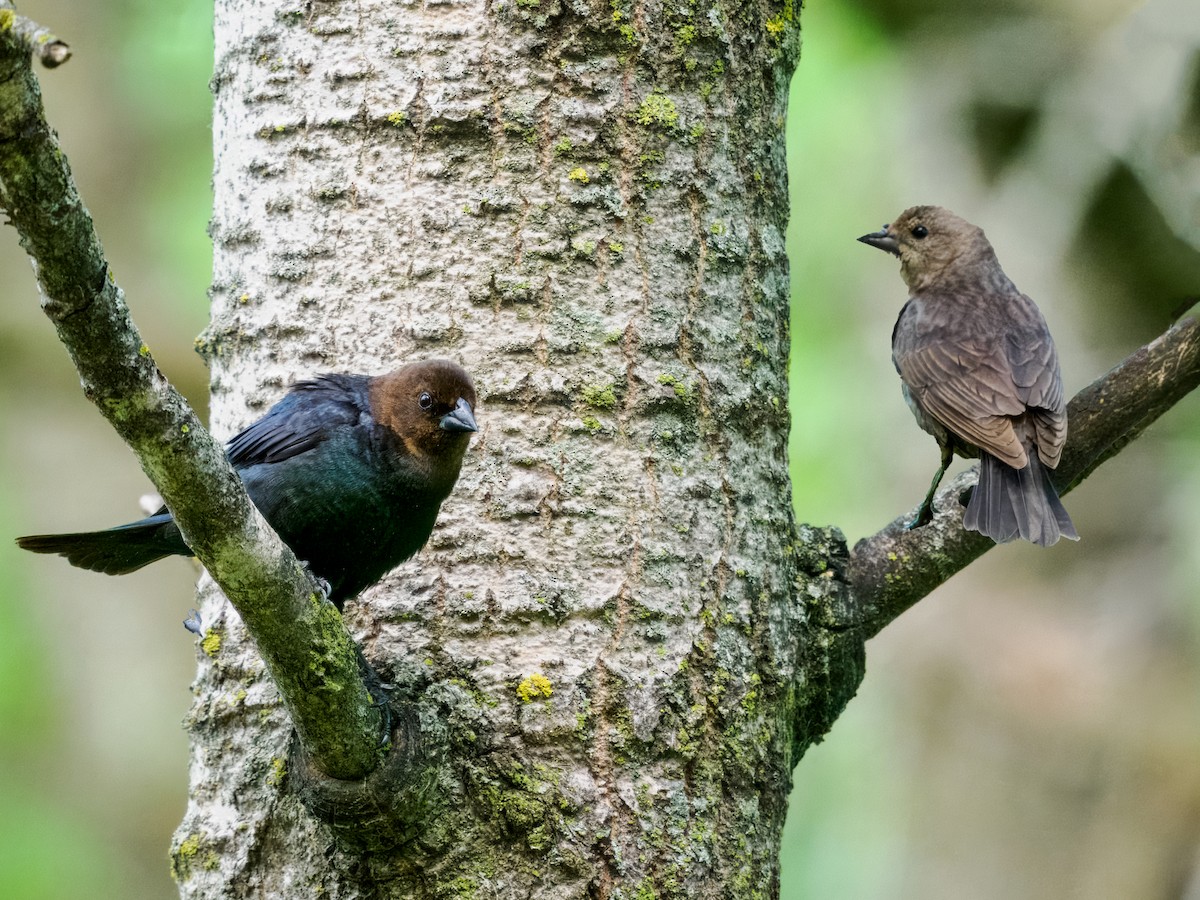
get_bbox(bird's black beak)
[440,397,478,433]
[858,226,900,257]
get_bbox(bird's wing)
[1004,318,1063,411]
[227,375,370,466]
[896,338,1029,467]
[1003,310,1068,467]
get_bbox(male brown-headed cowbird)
[858,206,1078,546]
[17,359,478,609]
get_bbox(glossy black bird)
[858,206,1078,546]
[17,359,478,609]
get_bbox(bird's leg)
[909,443,954,529]
[351,643,395,747]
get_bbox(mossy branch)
[0,11,387,781]
[846,315,1200,639]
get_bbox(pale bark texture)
[173,0,849,898]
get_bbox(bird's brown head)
[370,359,478,475]
[858,205,1001,293]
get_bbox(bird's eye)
[418,392,433,410]
[911,225,928,239]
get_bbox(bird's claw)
[906,504,935,530]
[377,700,393,748]
[299,560,333,600]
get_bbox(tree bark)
[177,0,829,896]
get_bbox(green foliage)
[0,536,51,738]
[780,5,902,895]
[785,0,898,542]
[0,787,121,898]
[118,0,214,320]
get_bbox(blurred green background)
[1,1,1198,897]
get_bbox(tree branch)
[846,315,1200,639]
[0,5,70,68]
[0,11,386,781]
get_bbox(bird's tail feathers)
[16,513,188,575]
[963,451,1078,547]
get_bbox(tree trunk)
[173,0,858,897]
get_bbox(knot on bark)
[288,701,447,851]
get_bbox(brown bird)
[858,206,1078,546]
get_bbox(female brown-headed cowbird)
[17,359,478,609]
[858,206,1078,547]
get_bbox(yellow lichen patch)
[171,832,205,881]
[517,673,553,703]
[201,629,222,658]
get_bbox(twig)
[0,5,71,68]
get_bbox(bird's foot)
[378,702,393,748]
[908,455,950,531]
[906,503,935,530]
[369,681,395,747]
[299,561,333,600]
[355,652,395,747]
